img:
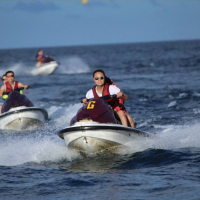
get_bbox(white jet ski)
[0,91,48,131]
[30,60,59,76]
[57,96,150,153]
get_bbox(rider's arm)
[86,89,94,99]
[121,93,128,100]
[0,85,5,98]
[116,91,128,100]
[109,85,128,100]
[18,82,29,90]
[82,90,94,104]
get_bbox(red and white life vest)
[92,83,121,110]
[5,81,19,93]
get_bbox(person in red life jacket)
[36,50,46,67]
[0,74,7,114]
[105,76,135,128]
[0,71,29,114]
[36,49,52,67]
[82,69,132,127]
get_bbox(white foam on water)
[47,103,82,129]
[0,134,79,166]
[0,103,82,166]
[120,123,200,155]
[56,55,90,74]
[2,101,200,166]
[0,63,31,76]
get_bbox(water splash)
[1,102,200,166]
[0,103,82,166]
[47,103,82,129]
[0,63,31,76]
[121,123,200,155]
[0,133,79,166]
[56,56,90,74]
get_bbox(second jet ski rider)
[0,71,29,99]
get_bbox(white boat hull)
[30,61,59,75]
[58,121,149,153]
[0,106,48,131]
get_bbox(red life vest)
[92,83,120,110]
[5,81,19,94]
[37,55,45,63]
[111,82,124,104]
[110,82,127,112]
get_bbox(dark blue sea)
[0,40,200,199]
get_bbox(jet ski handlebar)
[102,94,117,100]
[81,94,117,103]
[18,87,25,90]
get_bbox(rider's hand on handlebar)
[117,91,124,98]
[117,91,128,100]
[24,85,29,90]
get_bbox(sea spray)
[56,56,90,74]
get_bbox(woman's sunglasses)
[1,79,6,81]
[7,75,14,78]
[95,77,104,80]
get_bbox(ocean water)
[0,40,200,199]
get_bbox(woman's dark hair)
[5,71,14,76]
[93,69,105,77]
[1,74,6,81]
[93,70,114,85]
[36,49,42,58]
[105,76,113,84]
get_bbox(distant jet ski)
[0,91,48,131]
[30,57,59,75]
[57,96,150,153]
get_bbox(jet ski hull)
[58,121,149,153]
[0,107,48,131]
[30,61,59,75]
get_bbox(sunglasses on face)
[7,75,14,78]
[95,77,104,80]
[1,79,6,81]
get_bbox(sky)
[0,0,200,49]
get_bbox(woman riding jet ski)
[0,71,48,131]
[57,70,149,153]
[83,70,135,128]
[30,49,59,75]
